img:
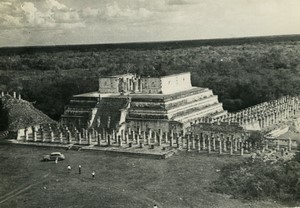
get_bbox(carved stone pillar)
[107,134,111,146]
[50,128,54,143]
[288,138,292,151]
[97,133,101,146]
[186,134,190,152]
[196,135,201,152]
[125,132,129,144]
[118,135,123,147]
[218,138,222,154]
[176,135,180,148]
[191,134,195,149]
[32,126,37,142]
[207,135,211,154]
[201,133,206,150]
[212,134,216,151]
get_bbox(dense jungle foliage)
[213,149,300,205]
[0,36,300,120]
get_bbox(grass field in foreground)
[0,144,281,208]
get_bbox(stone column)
[157,132,162,146]
[132,130,136,142]
[49,127,54,143]
[82,128,86,140]
[121,129,124,141]
[276,140,280,151]
[40,128,45,142]
[128,127,131,136]
[230,139,233,155]
[223,136,227,152]
[125,132,129,144]
[91,128,96,140]
[164,132,168,143]
[197,135,201,152]
[118,135,123,147]
[176,135,180,148]
[234,137,238,152]
[288,138,292,151]
[32,126,37,142]
[218,138,222,154]
[59,130,63,143]
[107,135,111,146]
[67,130,71,144]
[191,135,195,149]
[207,135,211,154]
[85,129,88,141]
[146,135,150,145]
[24,127,29,141]
[201,133,206,150]
[212,134,216,151]
[112,130,116,143]
[142,131,146,143]
[240,142,244,156]
[97,133,101,146]
[88,132,92,145]
[169,132,173,147]
[77,131,82,144]
[148,129,152,140]
[186,134,190,151]
[137,127,141,136]
[95,131,99,142]
[153,131,157,144]
[158,129,163,146]
[102,128,106,141]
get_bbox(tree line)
[0,41,299,120]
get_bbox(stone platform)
[4,139,178,159]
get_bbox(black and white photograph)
[0,0,300,207]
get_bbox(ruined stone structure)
[15,121,295,157]
[61,72,227,134]
[11,88,297,157]
[16,122,252,156]
[202,96,300,131]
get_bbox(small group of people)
[67,165,95,179]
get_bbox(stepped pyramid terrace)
[61,72,227,134]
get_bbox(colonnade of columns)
[17,124,296,156]
[188,96,300,130]
[0,91,22,100]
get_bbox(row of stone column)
[0,91,22,100]
[220,96,300,129]
[20,125,295,154]
[183,133,249,155]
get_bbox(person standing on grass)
[92,171,95,179]
[78,165,82,174]
[67,165,71,173]
[55,157,58,164]
[153,205,158,208]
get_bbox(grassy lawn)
[0,144,281,208]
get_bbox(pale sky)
[0,0,300,47]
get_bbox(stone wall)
[160,73,192,94]
[140,77,161,94]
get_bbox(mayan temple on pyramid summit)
[61,72,227,134]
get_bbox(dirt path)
[0,173,50,205]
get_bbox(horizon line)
[1,33,300,49]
